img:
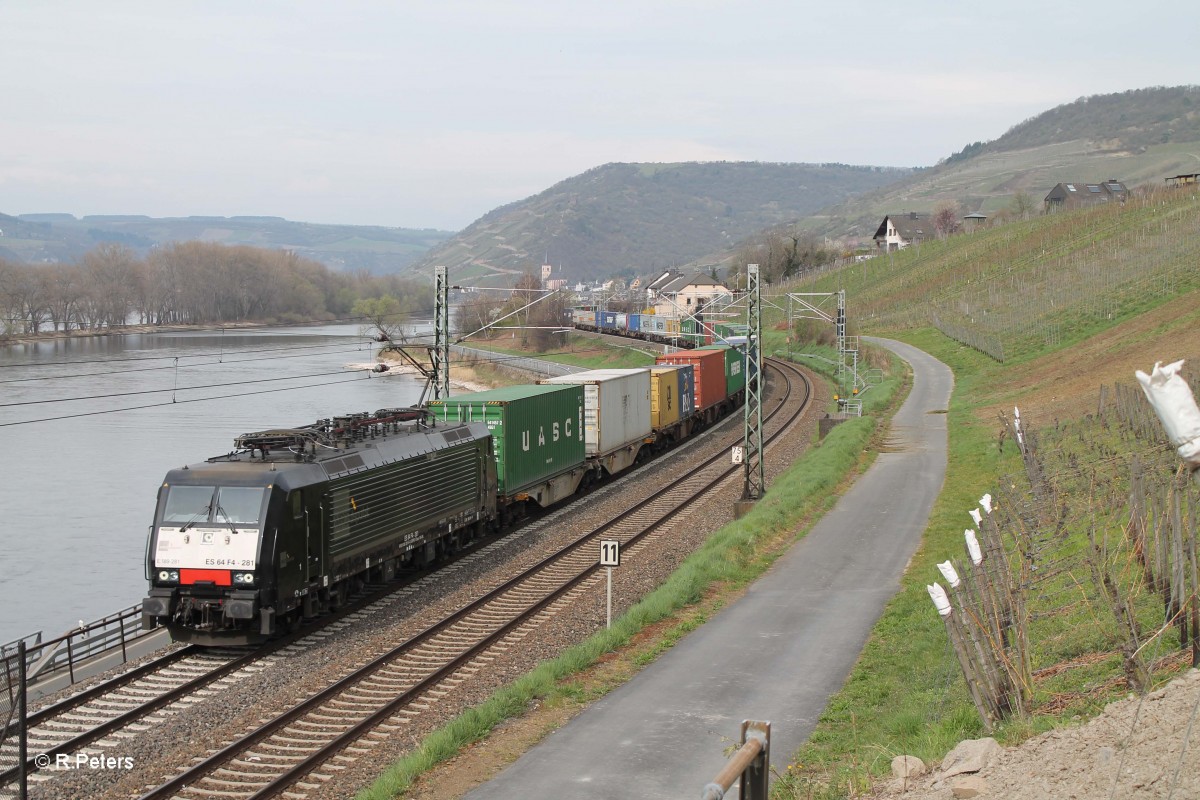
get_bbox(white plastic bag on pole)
[927,583,952,617]
[1135,360,1200,471]
[937,560,961,588]
[965,529,983,565]
[979,493,992,514]
[969,508,982,528]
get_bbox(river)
[0,324,426,646]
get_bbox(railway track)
[131,358,812,800]
[0,558,496,796]
[0,647,252,789]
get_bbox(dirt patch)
[971,292,1200,424]
[868,668,1200,800]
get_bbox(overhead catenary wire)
[0,366,387,408]
[0,313,654,423]
[0,335,378,370]
[0,309,441,370]
[0,339,380,384]
[0,373,382,428]
[2,331,647,409]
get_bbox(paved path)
[465,339,952,799]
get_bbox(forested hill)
[973,85,1200,156]
[406,161,911,284]
[0,214,453,274]
[794,85,1200,244]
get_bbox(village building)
[1043,180,1128,212]
[644,270,732,316]
[872,212,930,251]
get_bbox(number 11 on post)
[600,540,619,628]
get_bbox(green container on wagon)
[697,344,745,396]
[426,384,585,497]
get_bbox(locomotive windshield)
[162,485,267,527]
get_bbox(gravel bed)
[29,365,824,800]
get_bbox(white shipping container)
[539,368,652,455]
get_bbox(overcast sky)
[2,2,1196,231]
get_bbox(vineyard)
[798,186,1200,364]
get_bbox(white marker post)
[600,539,620,628]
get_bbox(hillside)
[774,184,1200,797]
[405,161,911,284]
[793,85,1200,244]
[0,213,453,274]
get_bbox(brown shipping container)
[655,348,726,411]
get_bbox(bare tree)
[81,243,141,328]
[454,292,503,339]
[1010,191,1037,220]
[353,295,409,345]
[933,200,962,238]
[45,263,82,332]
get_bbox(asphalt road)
[465,339,952,799]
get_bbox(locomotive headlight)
[156,569,180,585]
[233,572,255,585]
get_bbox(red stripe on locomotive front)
[180,568,233,586]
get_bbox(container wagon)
[539,368,652,475]
[655,348,735,425]
[648,364,697,447]
[427,384,587,515]
[697,344,746,396]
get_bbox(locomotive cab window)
[162,485,266,526]
[162,485,217,524]
[215,487,266,525]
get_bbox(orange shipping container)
[655,348,726,412]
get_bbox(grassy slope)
[778,189,1200,796]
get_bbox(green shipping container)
[426,384,585,497]
[698,344,746,396]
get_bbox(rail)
[700,720,771,800]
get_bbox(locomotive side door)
[306,491,324,583]
[276,490,308,608]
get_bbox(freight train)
[571,307,749,349]
[142,348,745,644]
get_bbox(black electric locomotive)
[142,409,497,644]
